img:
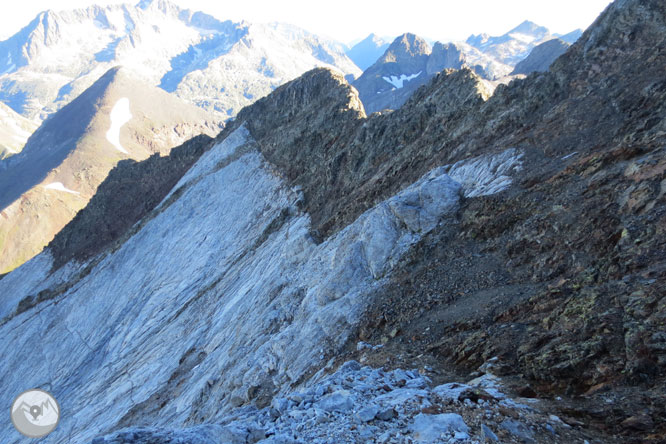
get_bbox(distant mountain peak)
[136,0,178,12]
[465,20,554,65]
[366,33,385,44]
[509,20,550,36]
[383,33,431,62]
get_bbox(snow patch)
[105,97,132,154]
[509,32,537,43]
[43,182,80,195]
[382,72,422,89]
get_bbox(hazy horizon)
[0,0,613,45]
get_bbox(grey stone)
[340,360,362,373]
[500,419,535,443]
[376,407,398,421]
[315,390,354,413]
[408,413,469,442]
[481,424,499,442]
[357,404,380,422]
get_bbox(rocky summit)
[0,0,665,443]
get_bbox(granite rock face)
[0,112,519,444]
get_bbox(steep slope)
[0,102,38,158]
[0,0,664,443]
[0,66,222,273]
[346,33,390,71]
[558,28,584,44]
[511,38,570,75]
[0,68,526,444]
[0,0,360,120]
[466,20,555,65]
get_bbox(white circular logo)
[10,389,60,438]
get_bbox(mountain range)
[351,20,580,114]
[0,0,664,443]
[0,0,360,121]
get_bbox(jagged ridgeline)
[0,0,664,443]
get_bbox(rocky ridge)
[216,0,666,440]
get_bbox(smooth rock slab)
[357,404,380,422]
[500,419,535,443]
[314,390,354,413]
[409,413,470,442]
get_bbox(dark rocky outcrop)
[511,38,570,75]
[224,66,490,241]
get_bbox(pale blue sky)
[0,0,613,44]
